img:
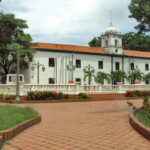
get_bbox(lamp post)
[31,61,45,84]
[8,43,29,103]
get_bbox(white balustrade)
[101,85,118,93]
[1,83,150,95]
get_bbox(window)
[130,63,134,70]
[115,62,120,70]
[98,61,103,69]
[106,40,108,47]
[76,59,81,68]
[76,78,81,85]
[49,58,55,67]
[145,80,149,85]
[49,78,55,84]
[115,49,118,53]
[145,64,149,71]
[115,40,118,46]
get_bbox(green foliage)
[0,105,38,131]
[0,93,10,100]
[122,32,150,51]
[128,69,144,84]
[88,36,101,47]
[78,93,88,99]
[132,96,150,128]
[95,71,110,84]
[63,94,69,99]
[0,12,35,76]
[88,32,150,52]
[128,0,150,33]
[27,91,69,100]
[111,70,127,83]
[83,64,95,85]
[144,73,150,83]
[2,94,10,100]
[126,90,150,97]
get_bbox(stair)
[87,93,127,101]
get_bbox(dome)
[105,23,118,34]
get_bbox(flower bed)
[126,90,150,97]
[128,96,150,140]
[27,91,88,100]
[0,105,41,148]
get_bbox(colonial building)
[23,24,150,85]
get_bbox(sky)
[0,0,138,46]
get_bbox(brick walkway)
[2,100,150,150]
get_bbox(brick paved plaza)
[2,100,150,150]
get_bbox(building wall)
[22,50,150,85]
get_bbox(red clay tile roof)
[33,42,150,58]
[123,50,150,58]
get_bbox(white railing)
[79,85,100,93]
[0,84,16,95]
[102,85,118,93]
[24,84,76,94]
[122,84,150,92]
[1,82,150,95]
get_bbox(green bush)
[63,94,69,99]
[2,94,10,100]
[27,91,69,100]
[78,93,88,99]
[58,92,63,99]
[126,90,150,97]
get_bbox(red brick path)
[2,100,150,150]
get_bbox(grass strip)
[134,109,150,128]
[0,105,38,131]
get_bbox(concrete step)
[88,93,126,98]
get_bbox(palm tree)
[83,64,95,85]
[95,71,110,84]
[111,70,127,84]
[128,69,144,84]
[143,73,150,84]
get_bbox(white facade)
[22,51,150,85]
[21,24,150,85]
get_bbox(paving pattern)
[2,100,150,150]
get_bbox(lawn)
[0,105,38,131]
[134,109,150,128]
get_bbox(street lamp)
[8,43,29,103]
[31,60,45,84]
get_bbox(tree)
[83,64,95,85]
[89,33,150,51]
[128,69,144,84]
[123,32,150,51]
[143,73,150,84]
[111,70,127,84]
[0,12,35,76]
[88,36,101,47]
[128,0,150,33]
[95,71,110,84]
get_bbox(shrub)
[2,94,10,100]
[58,92,63,99]
[63,94,69,99]
[126,90,150,97]
[78,93,88,99]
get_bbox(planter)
[0,115,41,148]
[129,114,150,141]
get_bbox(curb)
[129,114,150,141]
[0,115,41,148]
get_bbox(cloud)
[0,0,138,46]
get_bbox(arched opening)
[106,40,108,47]
[115,40,118,46]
